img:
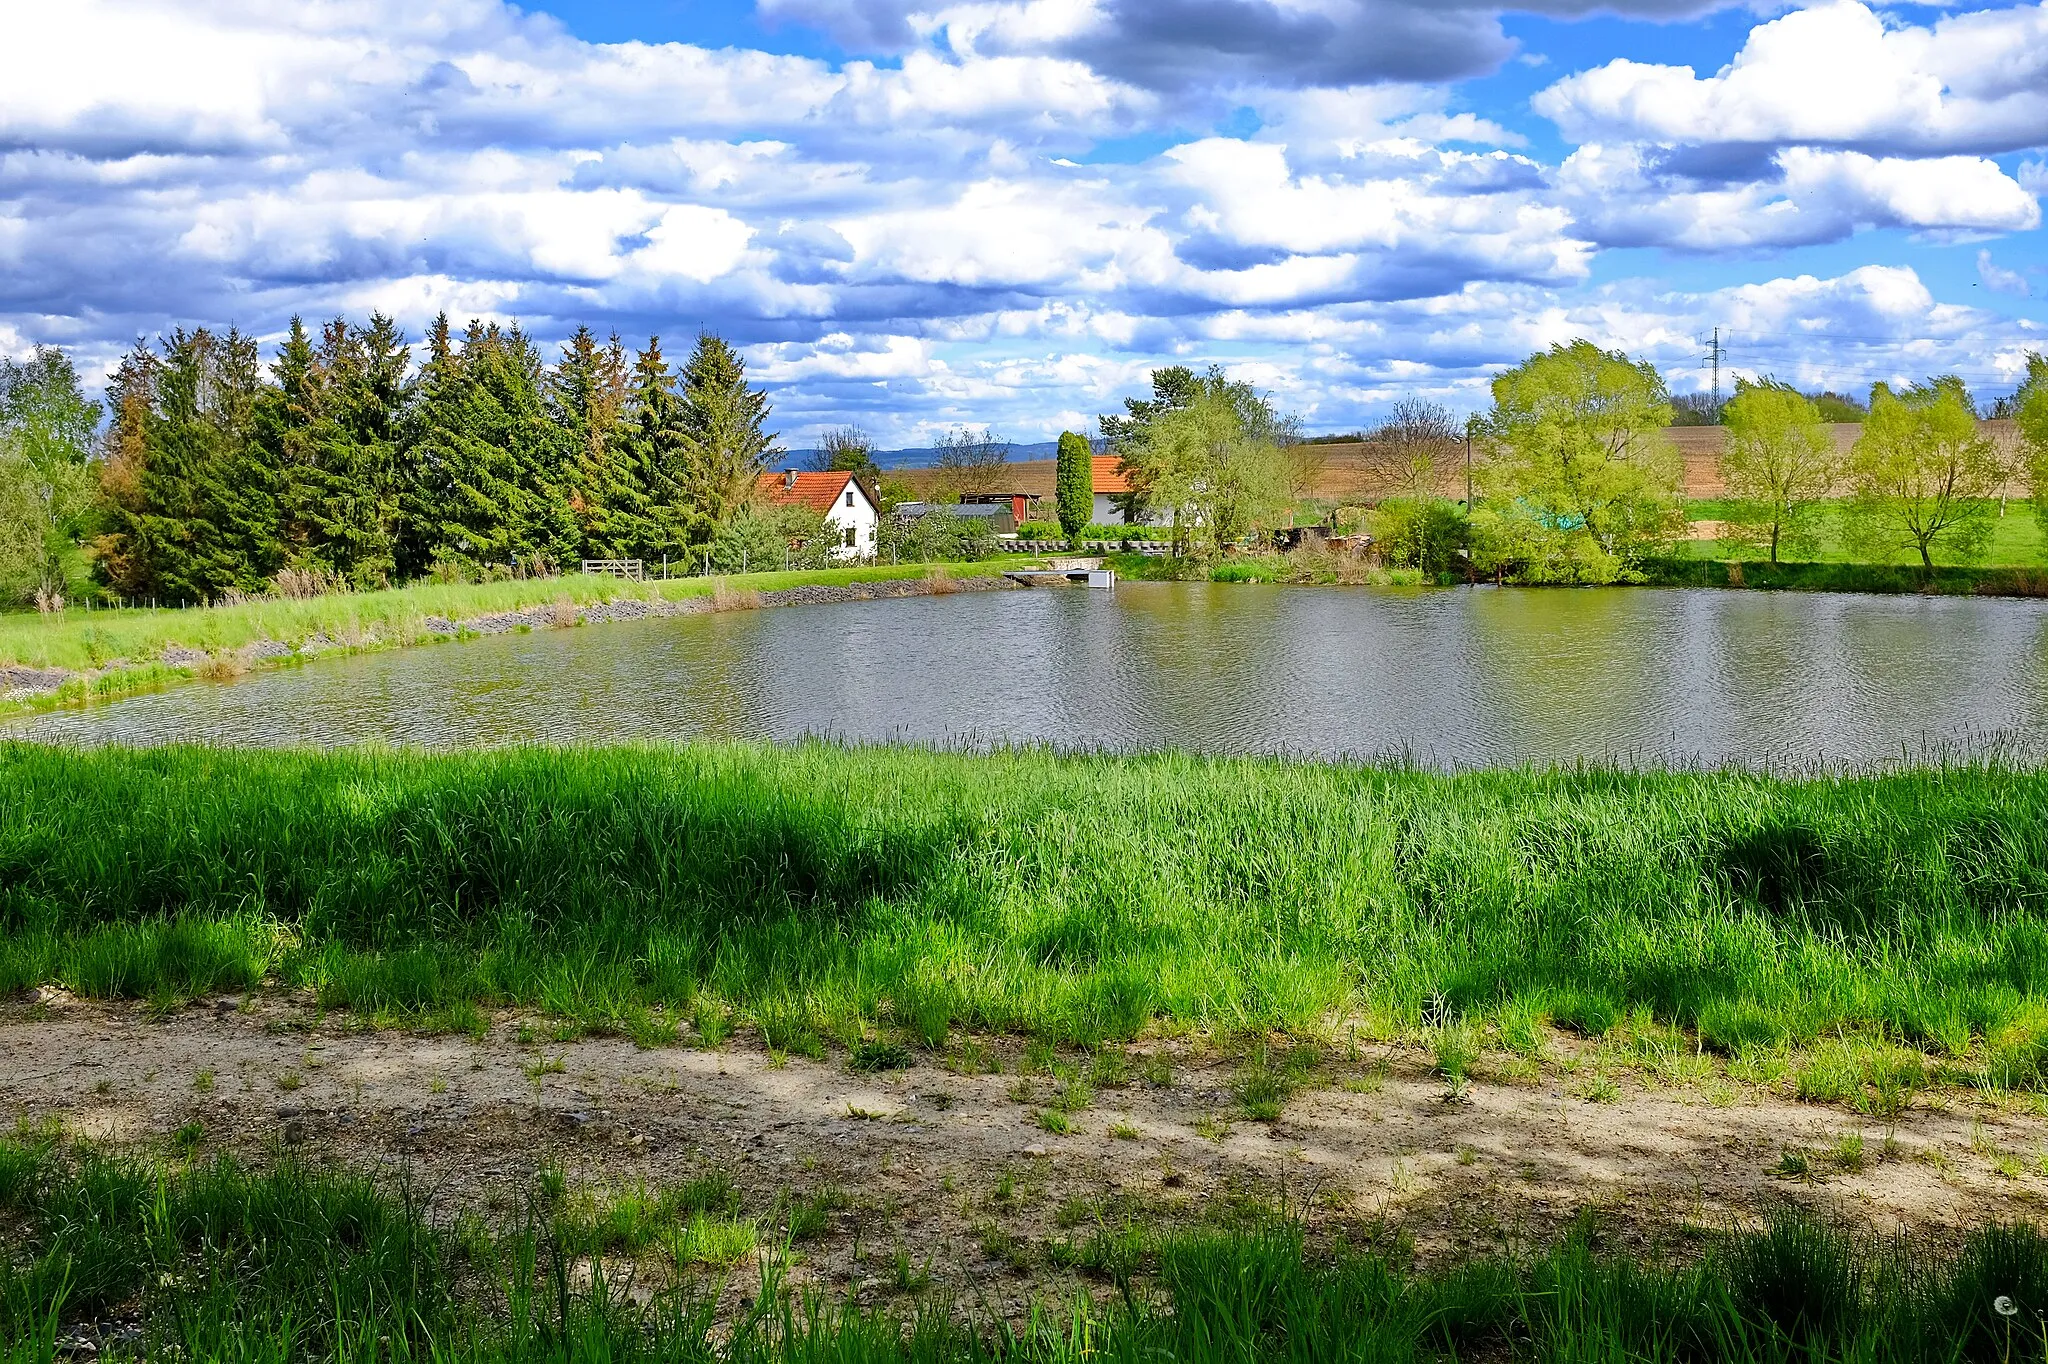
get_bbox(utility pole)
[1705,327,1725,419]
[1464,422,1474,510]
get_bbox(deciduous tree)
[1120,367,1291,556]
[1100,365,1202,523]
[2010,354,2048,549]
[0,346,100,607]
[1719,378,1838,564]
[931,426,1010,498]
[1843,374,1998,569]
[1845,377,2001,574]
[810,425,880,485]
[1365,398,1461,501]
[1471,340,1682,584]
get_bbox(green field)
[4,1131,2044,1364]
[1679,499,2047,568]
[5,744,2048,1088]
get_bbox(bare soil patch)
[6,994,2044,1317]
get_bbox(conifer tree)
[92,342,159,598]
[95,328,276,602]
[310,314,407,585]
[404,320,575,575]
[1055,430,1092,539]
[551,326,644,559]
[623,335,703,562]
[679,333,778,529]
[257,317,326,571]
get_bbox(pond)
[7,583,2048,767]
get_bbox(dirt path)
[5,994,2044,1312]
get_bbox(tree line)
[8,325,2048,608]
[1086,343,2048,582]
[2,316,800,608]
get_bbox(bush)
[1366,497,1467,576]
[699,503,840,574]
[880,509,997,563]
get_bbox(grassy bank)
[5,1132,2045,1363]
[1645,556,2048,597]
[1108,551,1430,587]
[0,561,1032,674]
[5,745,2048,1083]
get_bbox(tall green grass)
[4,1134,2046,1363]
[6,744,2048,1073]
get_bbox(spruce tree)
[551,327,645,560]
[394,314,456,578]
[258,317,322,566]
[624,336,704,563]
[311,314,406,585]
[404,321,576,575]
[680,333,779,530]
[96,329,277,602]
[93,341,159,598]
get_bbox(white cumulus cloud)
[1535,1,2048,157]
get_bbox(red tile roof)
[757,470,860,513]
[1092,455,1135,494]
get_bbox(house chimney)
[785,468,798,491]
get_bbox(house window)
[844,489,854,508]
[843,526,855,547]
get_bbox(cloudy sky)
[1,0,2044,444]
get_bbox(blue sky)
[1,1,2044,443]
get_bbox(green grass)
[7,744,2048,1083]
[5,1133,2048,1363]
[0,562,1036,674]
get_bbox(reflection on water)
[7,583,2048,767]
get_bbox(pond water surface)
[8,583,2048,768]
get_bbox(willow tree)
[1120,367,1291,556]
[1846,377,2000,574]
[1719,379,1838,564]
[2012,354,2048,549]
[1472,340,1682,584]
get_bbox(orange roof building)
[755,469,880,559]
[1091,455,1135,494]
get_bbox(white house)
[757,469,880,560]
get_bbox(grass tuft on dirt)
[5,1133,2048,1363]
